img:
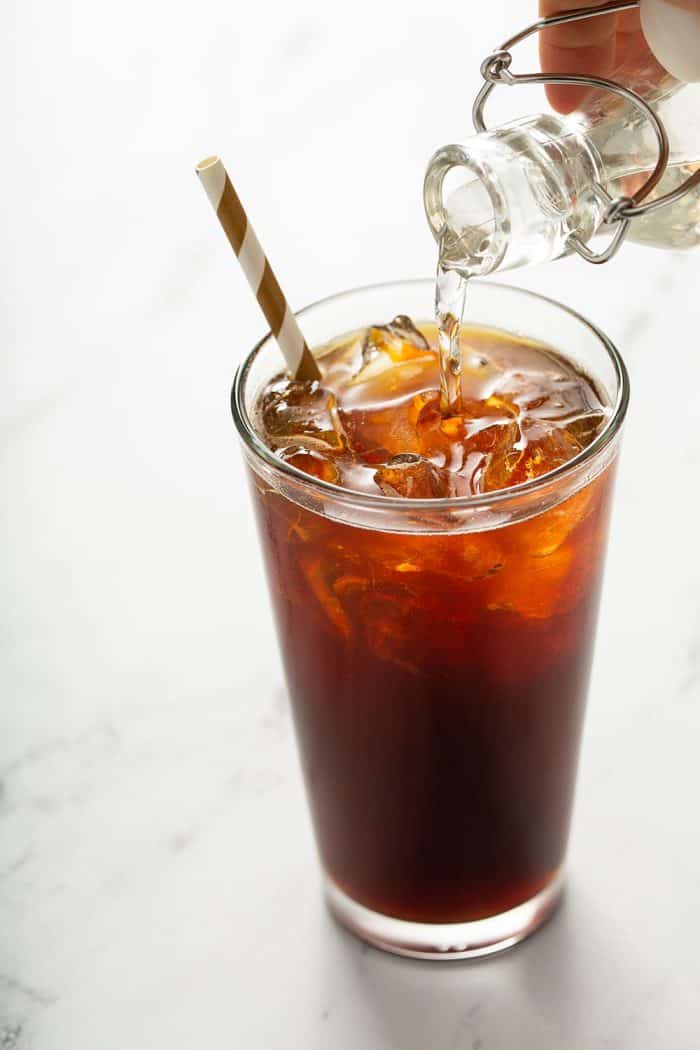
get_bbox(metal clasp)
[472,0,700,265]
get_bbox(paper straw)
[196,156,321,383]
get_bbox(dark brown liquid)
[250,320,614,922]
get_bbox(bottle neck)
[425,113,606,276]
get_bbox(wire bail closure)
[472,0,700,264]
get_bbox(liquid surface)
[256,316,610,498]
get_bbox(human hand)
[539,0,650,111]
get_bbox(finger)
[539,0,617,112]
[614,7,653,69]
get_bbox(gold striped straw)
[196,156,321,383]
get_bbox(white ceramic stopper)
[640,0,700,83]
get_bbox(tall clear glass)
[231,280,629,959]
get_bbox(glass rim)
[230,278,629,513]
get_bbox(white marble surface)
[3,1,700,1047]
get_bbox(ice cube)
[351,316,433,386]
[520,426,583,480]
[464,421,524,492]
[260,379,346,451]
[359,585,420,674]
[374,454,454,499]
[521,376,608,451]
[477,420,583,490]
[363,316,430,362]
[302,556,351,638]
[513,486,593,558]
[523,376,601,421]
[411,392,443,433]
[564,411,608,447]
[500,368,608,452]
[486,546,574,620]
[278,447,341,485]
[339,387,440,460]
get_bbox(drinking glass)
[231,280,628,959]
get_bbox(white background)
[3,1,700,1047]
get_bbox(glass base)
[325,870,564,960]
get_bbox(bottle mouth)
[424,143,508,276]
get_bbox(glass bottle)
[424,54,700,277]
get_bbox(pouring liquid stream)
[435,254,470,416]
